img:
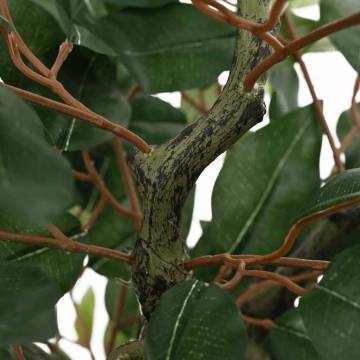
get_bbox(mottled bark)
[130,0,272,319]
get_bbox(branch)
[12,346,25,360]
[283,12,344,173]
[130,0,273,317]
[0,228,132,264]
[244,12,360,90]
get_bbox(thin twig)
[82,194,108,230]
[244,13,360,90]
[283,11,344,173]
[106,284,128,355]
[12,346,25,360]
[236,271,321,307]
[112,139,142,228]
[0,229,132,264]
[241,315,274,329]
[82,150,139,220]
[181,91,207,113]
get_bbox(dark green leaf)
[300,169,360,219]
[84,4,236,92]
[0,262,60,345]
[269,61,299,119]
[193,105,321,258]
[145,280,247,360]
[320,0,360,71]
[336,104,360,169]
[0,86,75,227]
[299,244,360,359]
[267,308,320,360]
[129,95,186,145]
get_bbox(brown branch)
[50,40,73,79]
[73,170,93,183]
[218,261,245,291]
[244,12,360,90]
[82,150,139,220]
[283,11,344,173]
[241,314,274,329]
[82,194,107,230]
[3,84,150,152]
[112,139,142,228]
[236,271,321,307]
[340,75,360,153]
[12,346,25,360]
[0,1,151,153]
[181,91,207,113]
[127,84,141,102]
[106,284,128,355]
[0,229,132,264]
[185,254,329,272]
[245,197,360,267]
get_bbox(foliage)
[0,0,359,359]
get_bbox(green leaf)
[269,60,299,119]
[299,244,360,359]
[39,49,131,151]
[320,0,360,71]
[145,280,247,360]
[0,213,85,293]
[0,86,75,227]
[0,261,61,345]
[129,95,186,145]
[300,169,360,218]
[105,0,177,8]
[193,104,321,258]
[336,104,360,169]
[267,308,320,360]
[75,287,95,347]
[84,4,236,92]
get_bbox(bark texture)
[130,0,272,319]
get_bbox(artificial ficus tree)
[0,0,359,359]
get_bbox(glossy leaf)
[129,95,186,145]
[0,262,60,345]
[145,280,247,360]
[0,213,85,293]
[336,104,360,169]
[320,0,360,71]
[75,287,95,347]
[86,4,236,92]
[0,86,75,227]
[267,308,320,360]
[193,105,321,258]
[269,60,299,119]
[299,244,360,359]
[300,168,360,219]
